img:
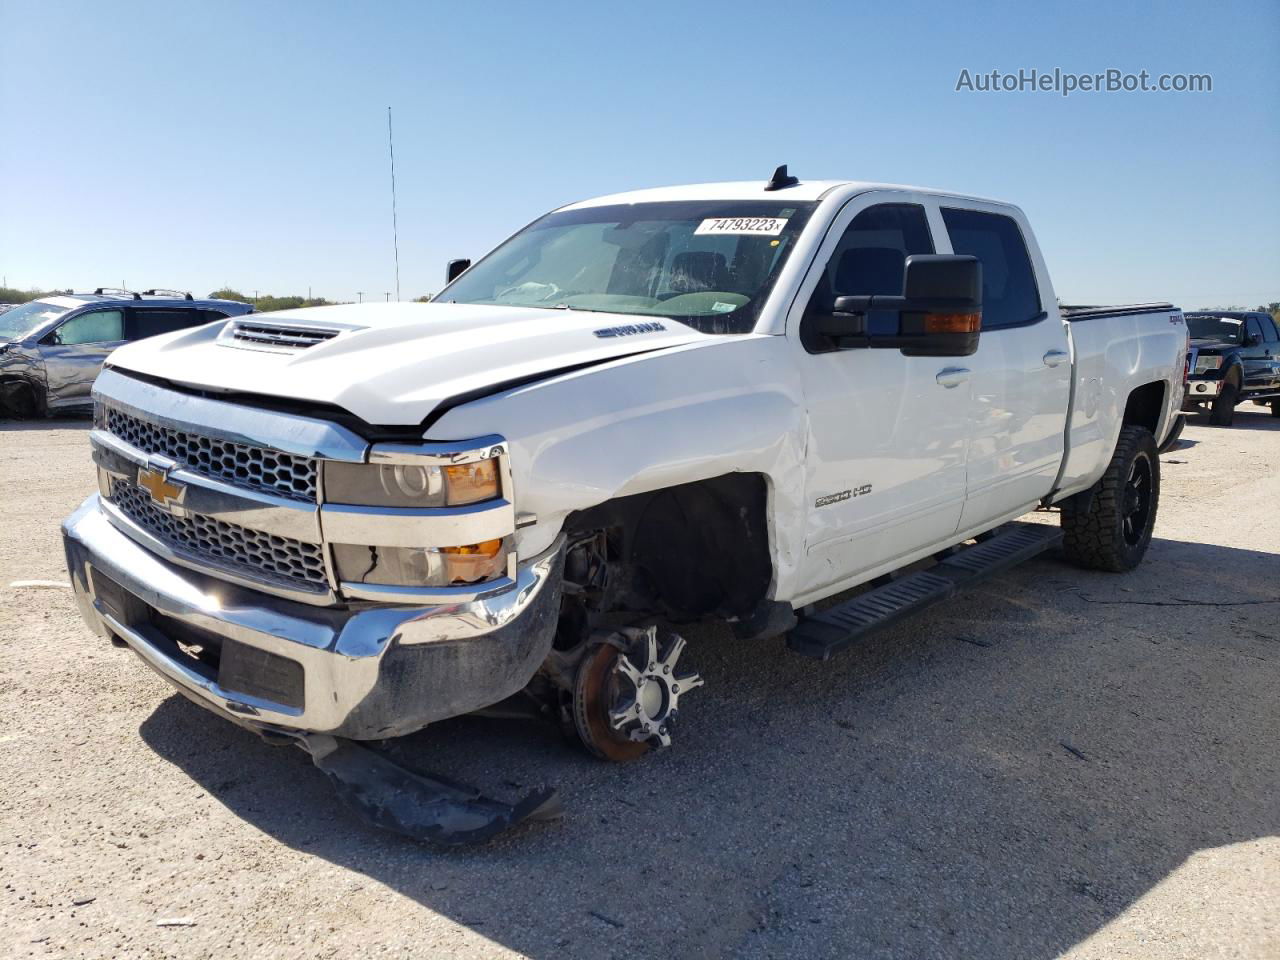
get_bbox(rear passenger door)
[940,206,1072,531]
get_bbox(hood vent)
[223,320,343,351]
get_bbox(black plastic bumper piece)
[304,735,563,847]
[788,521,1063,661]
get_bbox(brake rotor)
[571,625,703,763]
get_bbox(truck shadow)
[138,535,1278,959]
[0,415,92,431]
[1186,406,1280,432]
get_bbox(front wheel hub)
[572,626,703,761]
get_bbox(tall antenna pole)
[387,107,401,302]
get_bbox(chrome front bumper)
[63,496,564,740]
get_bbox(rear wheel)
[1061,425,1159,572]
[1271,400,1280,418]
[1209,373,1239,426]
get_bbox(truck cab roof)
[560,178,1009,210]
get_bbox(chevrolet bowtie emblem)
[138,467,184,510]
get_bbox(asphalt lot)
[1,409,1277,960]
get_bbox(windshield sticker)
[711,301,738,313]
[695,217,788,236]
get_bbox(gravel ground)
[1,409,1277,960]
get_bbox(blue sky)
[2,0,1276,307]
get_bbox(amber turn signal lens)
[439,538,507,584]
[439,539,504,557]
[923,312,980,333]
[443,459,499,505]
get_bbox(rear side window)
[128,308,209,340]
[1260,315,1280,342]
[941,208,1041,330]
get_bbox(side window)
[46,309,124,346]
[128,308,211,340]
[802,204,933,351]
[823,203,934,300]
[1245,316,1265,345]
[941,208,1041,330]
[1260,315,1280,343]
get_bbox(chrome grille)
[103,405,318,502]
[111,480,328,591]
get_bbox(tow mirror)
[445,258,472,284]
[813,254,982,357]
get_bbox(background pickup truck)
[1181,310,1280,424]
[62,169,1185,842]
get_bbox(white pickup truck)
[63,168,1185,843]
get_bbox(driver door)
[38,308,126,410]
[789,195,969,600]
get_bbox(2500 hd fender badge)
[815,485,871,508]
[593,321,666,339]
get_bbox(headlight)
[324,457,500,507]
[1194,355,1223,373]
[332,538,509,587]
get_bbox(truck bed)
[1059,302,1176,321]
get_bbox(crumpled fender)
[428,334,810,603]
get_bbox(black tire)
[1209,373,1239,426]
[1271,400,1280,418]
[1061,425,1159,572]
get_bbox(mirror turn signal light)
[922,312,981,334]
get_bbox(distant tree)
[415,295,433,302]
[0,287,72,303]
[207,289,334,312]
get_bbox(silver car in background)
[0,289,254,417]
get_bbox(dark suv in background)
[1183,310,1280,425]
[0,289,254,417]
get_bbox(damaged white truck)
[63,168,1185,843]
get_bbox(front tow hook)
[301,735,563,847]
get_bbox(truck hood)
[1189,339,1238,353]
[104,302,717,427]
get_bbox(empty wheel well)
[0,377,42,417]
[1122,381,1166,435]
[562,473,772,622]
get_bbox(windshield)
[1187,314,1244,343]
[440,200,817,334]
[0,300,71,340]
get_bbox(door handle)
[935,367,971,388]
[1042,349,1069,367]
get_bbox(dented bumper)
[63,495,563,740]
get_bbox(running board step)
[787,521,1063,661]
